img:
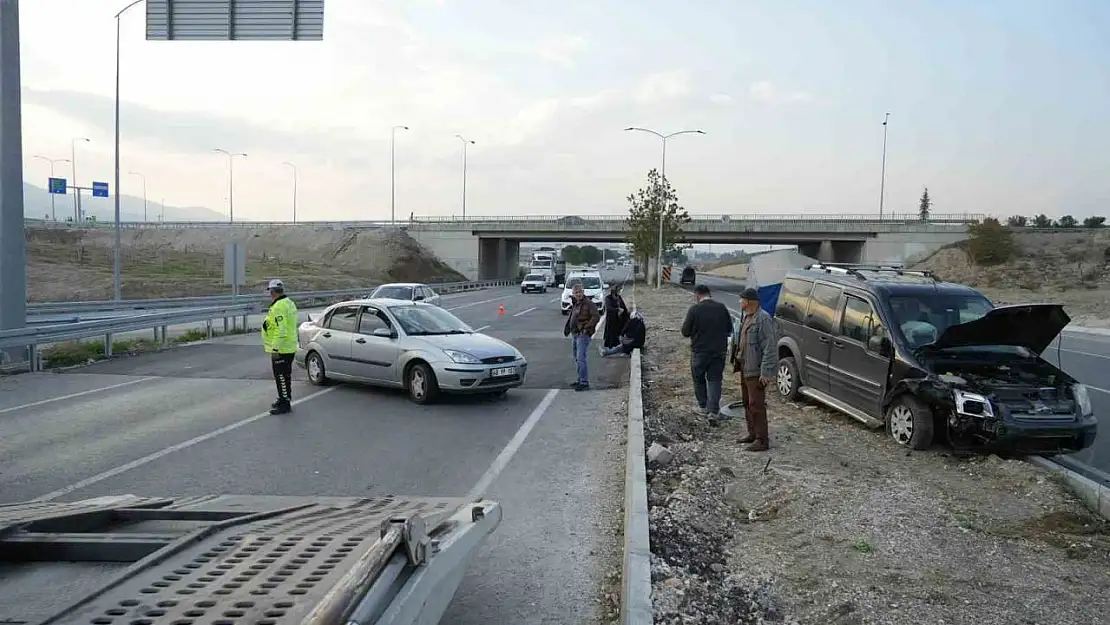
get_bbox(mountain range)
[22,182,226,223]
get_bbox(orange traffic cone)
[498,304,506,316]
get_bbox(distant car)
[680,266,696,284]
[560,271,605,315]
[520,273,548,294]
[368,283,442,307]
[296,299,527,404]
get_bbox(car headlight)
[1073,384,1093,417]
[444,349,481,364]
[953,389,994,418]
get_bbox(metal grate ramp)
[8,495,472,625]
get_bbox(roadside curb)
[1027,456,1110,521]
[621,349,653,625]
[1063,324,1110,338]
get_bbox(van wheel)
[407,362,440,405]
[776,356,801,400]
[306,352,329,386]
[887,395,934,450]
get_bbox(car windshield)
[389,305,472,335]
[525,274,544,281]
[373,285,414,300]
[532,260,553,268]
[889,294,993,349]
[566,276,602,290]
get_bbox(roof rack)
[804,262,937,281]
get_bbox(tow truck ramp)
[0,494,502,625]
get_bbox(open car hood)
[929,304,1070,354]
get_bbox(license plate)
[491,367,515,377]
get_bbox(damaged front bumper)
[947,388,1098,454]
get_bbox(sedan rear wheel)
[407,362,440,405]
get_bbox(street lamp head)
[624,127,637,131]
[694,130,706,134]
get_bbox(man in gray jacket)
[731,288,778,451]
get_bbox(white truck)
[3,493,501,625]
[529,252,557,286]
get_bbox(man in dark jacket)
[732,287,778,451]
[563,283,600,391]
[601,309,646,357]
[681,284,733,418]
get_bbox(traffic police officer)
[263,279,299,414]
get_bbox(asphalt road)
[0,271,633,624]
[685,271,1110,482]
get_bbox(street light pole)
[128,170,146,221]
[213,149,247,223]
[33,155,69,220]
[624,127,706,288]
[455,134,475,220]
[879,112,890,219]
[282,161,297,223]
[391,125,408,226]
[110,0,144,301]
[70,137,90,222]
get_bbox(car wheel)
[407,362,440,405]
[306,351,329,386]
[776,356,801,400]
[521,288,526,293]
[887,395,934,450]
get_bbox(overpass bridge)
[26,213,981,280]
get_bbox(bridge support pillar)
[478,237,519,280]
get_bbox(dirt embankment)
[703,262,749,280]
[637,286,1110,625]
[26,226,465,302]
[911,229,1110,325]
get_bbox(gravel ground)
[637,286,1110,625]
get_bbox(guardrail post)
[160,325,168,344]
[223,317,229,333]
[206,319,213,339]
[241,314,248,331]
[104,333,113,358]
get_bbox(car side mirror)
[558,284,565,288]
[869,335,892,357]
[373,327,394,338]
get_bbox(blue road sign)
[48,177,67,194]
[91,181,109,198]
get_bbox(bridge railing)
[23,213,984,229]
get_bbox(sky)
[16,0,1110,223]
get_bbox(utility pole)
[1,0,28,352]
[879,112,890,219]
[455,134,475,220]
[213,148,246,223]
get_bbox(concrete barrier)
[620,348,653,624]
[1027,456,1110,521]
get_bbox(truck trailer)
[1,493,501,625]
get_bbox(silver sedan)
[295,298,527,404]
[368,283,442,307]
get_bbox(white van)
[560,271,606,315]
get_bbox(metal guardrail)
[6,279,516,371]
[24,213,985,229]
[27,280,514,316]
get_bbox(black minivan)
[773,263,1097,454]
[680,266,696,285]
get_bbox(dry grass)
[27,226,465,301]
[639,285,1110,625]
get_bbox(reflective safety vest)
[262,296,299,354]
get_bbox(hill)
[910,229,1110,325]
[22,182,226,223]
[27,225,466,302]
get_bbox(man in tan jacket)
[563,283,599,391]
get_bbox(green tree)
[1083,216,1106,228]
[625,168,690,263]
[1031,214,1052,228]
[1006,215,1027,227]
[1056,215,1078,228]
[561,245,582,265]
[580,245,603,264]
[918,188,931,222]
[966,217,1015,266]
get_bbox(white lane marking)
[474,325,491,332]
[0,377,159,416]
[548,297,559,303]
[447,295,509,311]
[32,386,339,502]
[512,306,537,317]
[468,388,559,500]
[1055,346,1110,360]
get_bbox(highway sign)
[224,241,247,288]
[145,0,325,41]
[48,177,67,195]
[91,182,109,198]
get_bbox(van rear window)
[776,277,814,324]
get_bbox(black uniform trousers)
[271,352,295,404]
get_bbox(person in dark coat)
[601,309,646,357]
[602,284,629,349]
